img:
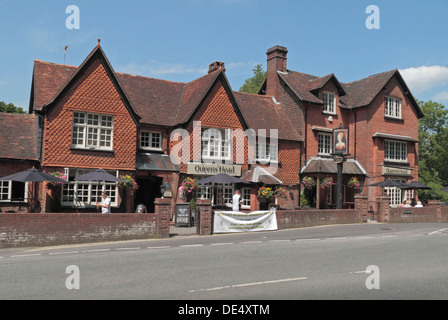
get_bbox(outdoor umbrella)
[0,168,66,212]
[368,179,405,195]
[74,169,123,183]
[195,173,249,209]
[400,181,432,190]
[368,179,405,188]
[0,168,66,183]
[195,173,249,185]
[74,169,123,204]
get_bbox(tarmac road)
[0,223,447,300]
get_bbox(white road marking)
[83,249,110,253]
[147,246,171,249]
[242,241,262,244]
[211,243,234,246]
[428,228,448,236]
[269,239,290,243]
[11,254,42,258]
[180,244,203,248]
[49,251,79,256]
[116,247,141,251]
[189,277,307,293]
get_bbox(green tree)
[0,101,26,114]
[239,64,267,94]
[417,100,448,202]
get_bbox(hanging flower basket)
[46,171,67,189]
[301,176,316,190]
[179,177,197,200]
[348,177,361,190]
[320,177,334,189]
[258,186,275,202]
[118,175,139,191]
[275,187,287,199]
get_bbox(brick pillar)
[428,200,442,222]
[377,195,391,222]
[354,195,369,223]
[154,198,171,238]
[126,189,135,213]
[197,199,213,236]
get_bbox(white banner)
[213,211,278,233]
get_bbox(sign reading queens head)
[169,121,279,174]
[187,163,242,176]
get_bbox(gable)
[33,45,140,125]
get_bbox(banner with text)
[213,211,278,233]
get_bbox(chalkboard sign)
[175,203,191,227]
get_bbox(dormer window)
[323,92,336,114]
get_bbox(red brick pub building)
[0,43,422,214]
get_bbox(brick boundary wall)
[0,198,174,248]
[389,201,448,223]
[0,213,157,248]
[276,209,362,230]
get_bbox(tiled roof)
[0,113,38,161]
[277,68,423,117]
[233,92,303,141]
[31,55,303,141]
[340,69,397,108]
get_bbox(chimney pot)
[208,61,225,73]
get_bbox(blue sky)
[1,0,448,110]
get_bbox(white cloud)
[432,91,448,103]
[399,65,448,95]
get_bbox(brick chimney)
[208,61,226,73]
[266,45,288,98]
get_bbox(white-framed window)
[201,128,231,161]
[256,143,278,163]
[385,96,402,119]
[72,112,113,150]
[318,133,333,155]
[385,179,406,208]
[0,181,28,202]
[323,92,336,114]
[140,131,162,151]
[242,188,251,208]
[385,140,407,162]
[61,168,118,207]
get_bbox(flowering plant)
[320,177,333,189]
[275,187,287,199]
[46,171,67,189]
[301,176,316,190]
[179,177,197,195]
[258,186,275,200]
[118,175,139,191]
[348,177,361,190]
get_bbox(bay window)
[61,168,118,207]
